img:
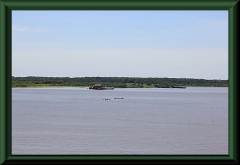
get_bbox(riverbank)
[12,76,228,88]
[12,85,87,88]
[12,85,228,88]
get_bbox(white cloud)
[12,25,50,33]
[12,47,228,79]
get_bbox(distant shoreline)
[12,86,228,89]
[12,76,228,88]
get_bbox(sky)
[12,10,228,80]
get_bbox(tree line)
[12,76,228,88]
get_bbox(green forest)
[12,76,228,88]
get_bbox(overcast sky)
[12,10,228,80]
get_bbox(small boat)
[172,86,186,89]
[103,98,124,100]
[89,84,114,90]
[158,85,186,89]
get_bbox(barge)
[89,84,114,90]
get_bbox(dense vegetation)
[12,76,228,88]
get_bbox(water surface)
[12,87,228,155]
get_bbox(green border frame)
[0,0,238,164]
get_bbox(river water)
[12,87,228,155]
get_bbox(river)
[12,87,228,155]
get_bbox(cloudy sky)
[12,10,228,80]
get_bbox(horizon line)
[12,76,228,81]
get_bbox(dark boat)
[172,86,186,89]
[89,84,114,90]
[158,85,186,89]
